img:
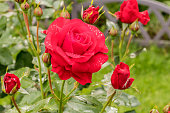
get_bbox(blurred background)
[0,0,170,112]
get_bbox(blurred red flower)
[115,0,150,25]
[83,5,99,24]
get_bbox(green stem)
[122,34,133,61]
[47,67,60,101]
[37,55,44,99]
[22,12,44,99]
[119,27,128,61]
[11,95,21,113]
[100,90,116,113]
[63,82,79,102]
[111,40,115,68]
[59,80,66,113]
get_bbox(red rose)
[43,17,108,85]
[111,62,134,90]
[3,73,21,94]
[115,0,150,25]
[83,5,99,24]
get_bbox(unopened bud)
[109,26,118,37]
[3,73,21,95]
[21,2,30,13]
[150,109,159,113]
[163,104,170,113]
[42,53,51,67]
[15,0,27,4]
[60,9,70,19]
[34,7,43,20]
[130,20,139,32]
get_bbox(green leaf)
[0,47,13,65]
[0,16,7,30]
[41,8,55,19]
[40,0,53,7]
[114,56,120,65]
[30,26,46,39]
[114,92,140,107]
[65,95,103,113]
[0,64,7,75]
[15,51,33,69]
[26,97,52,113]
[19,91,42,105]
[0,3,9,13]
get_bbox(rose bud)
[130,19,139,32]
[111,62,134,90]
[60,8,70,19]
[82,5,99,24]
[21,2,30,13]
[34,7,43,20]
[15,0,27,4]
[109,26,118,38]
[3,73,21,95]
[150,109,159,113]
[42,53,51,67]
[163,104,170,113]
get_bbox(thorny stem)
[59,80,66,113]
[47,67,60,101]
[11,95,21,113]
[23,12,44,99]
[100,90,116,113]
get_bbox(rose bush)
[43,17,108,85]
[115,0,150,25]
[111,62,134,90]
[82,5,99,24]
[3,73,21,94]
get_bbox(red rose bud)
[83,5,99,24]
[34,7,43,20]
[60,9,70,19]
[163,104,170,113]
[3,73,21,94]
[42,53,51,67]
[130,19,139,32]
[15,0,27,4]
[109,26,118,37]
[111,62,134,90]
[21,2,30,13]
[115,0,150,25]
[150,109,159,113]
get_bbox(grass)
[120,44,170,113]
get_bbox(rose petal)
[87,25,108,53]
[123,78,134,89]
[72,72,92,85]
[139,10,150,25]
[51,65,71,80]
[72,53,108,73]
[111,70,119,89]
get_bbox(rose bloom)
[83,5,99,24]
[43,17,108,85]
[3,73,21,94]
[111,62,134,90]
[115,0,150,25]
